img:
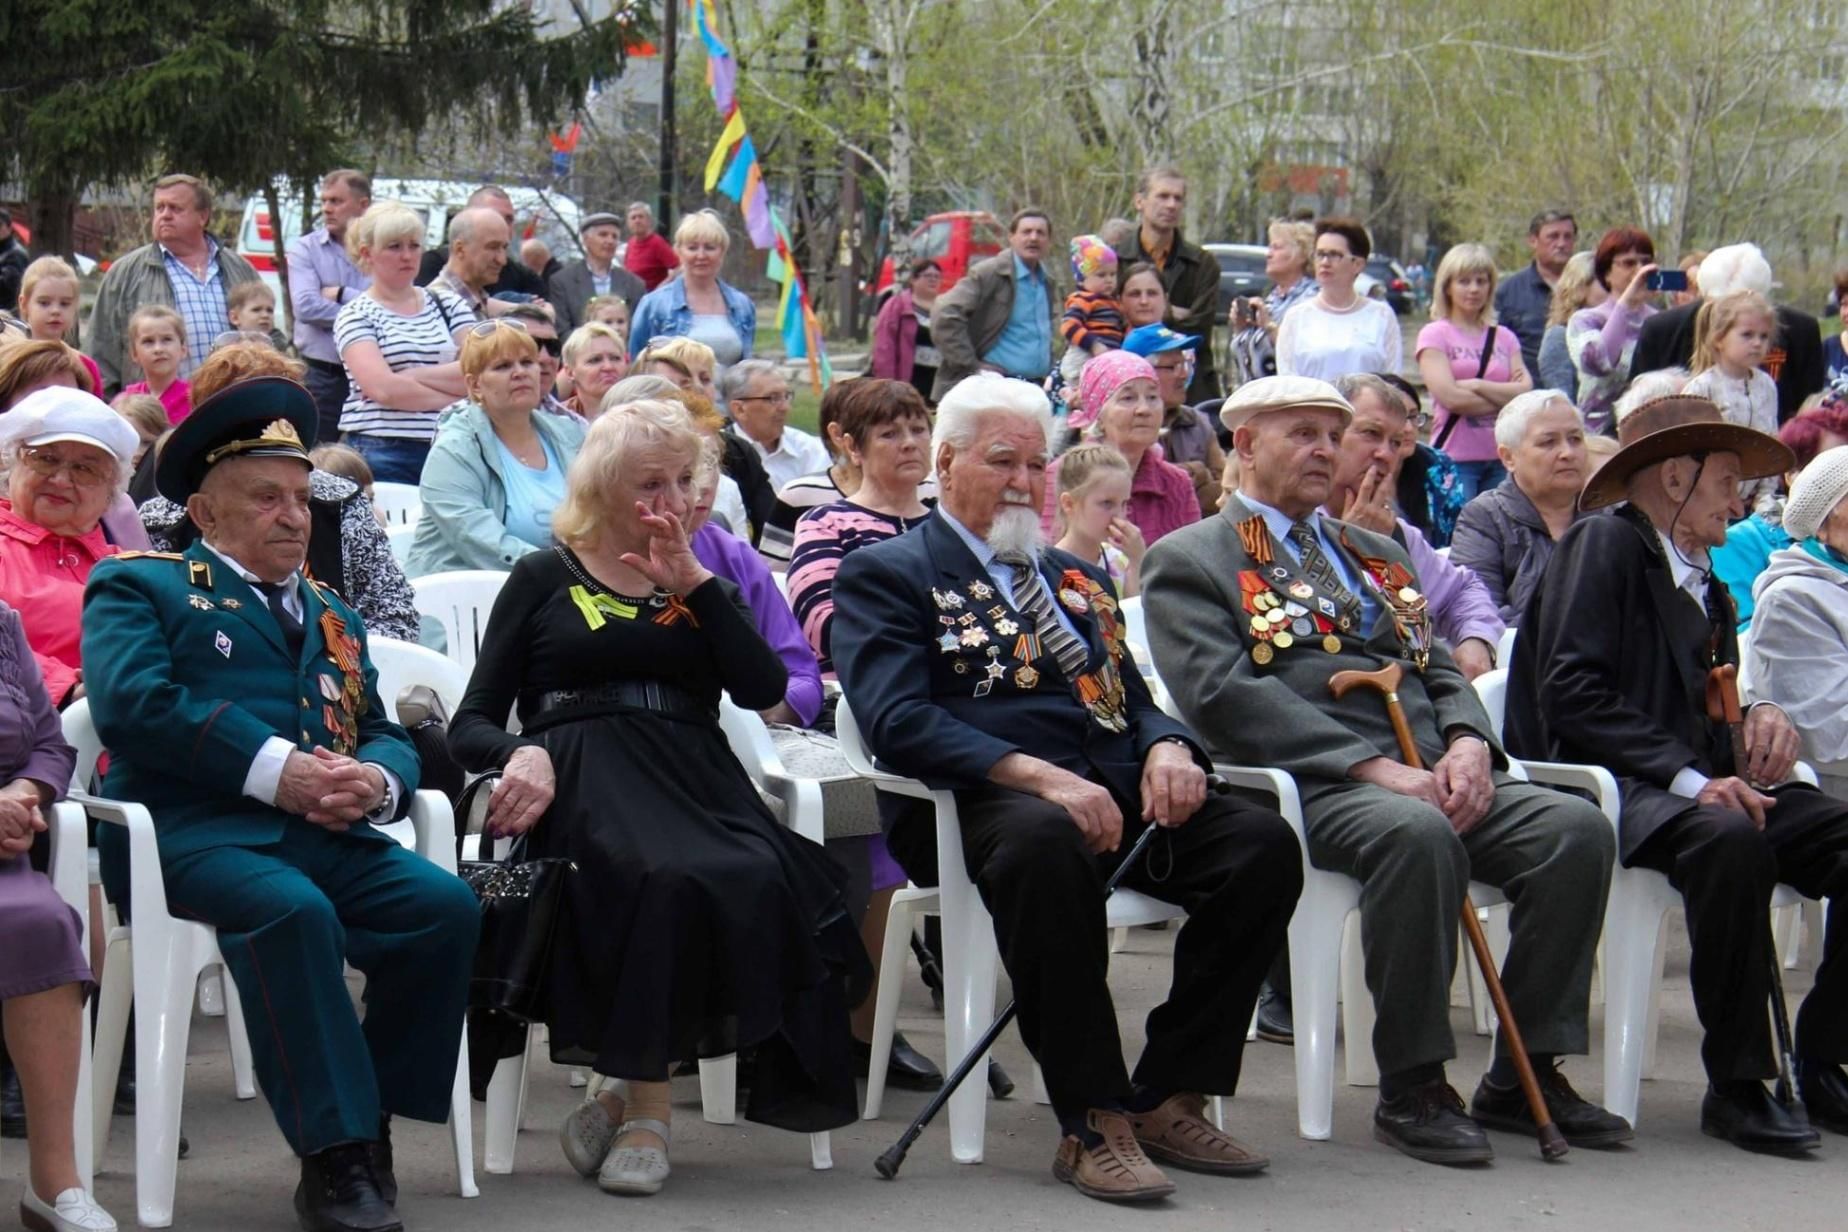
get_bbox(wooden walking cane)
[1704,663,1802,1109]
[1329,663,1569,1161]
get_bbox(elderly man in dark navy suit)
[832,374,1302,1204]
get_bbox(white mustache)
[1001,492,1033,506]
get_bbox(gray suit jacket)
[1142,495,1503,790]
[550,259,646,338]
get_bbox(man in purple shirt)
[286,169,373,442]
[1326,373,1504,680]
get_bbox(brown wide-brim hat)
[1579,395,1793,510]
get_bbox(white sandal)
[597,1118,671,1196]
[21,1187,118,1232]
[560,1096,622,1177]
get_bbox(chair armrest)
[46,801,90,931]
[407,789,458,873]
[69,790,169,924]
[1794,761,1819,788]
[1211,763,1306,847]
[1512,759,1621,827]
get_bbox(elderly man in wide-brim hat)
[1146,375,1626,1166]
[1507,394,1848,1154]
[82,377,480,1232]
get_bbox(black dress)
[449,547,867,1131]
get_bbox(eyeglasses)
[18,445,112,488]
[468,318,529,338]
[533,336,563,357]
[1313,249,1356,263]
[734,390,793,406]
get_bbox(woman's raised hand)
[618,502,715,596]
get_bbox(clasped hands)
[1037,741,1206,855]
[277,747,386,830]
[1353,735,1494,835]
[0,779,47,859]
[1698,703,1800,831]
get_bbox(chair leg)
[939,892,999,1164]
[1291,876,1354,1140]
[1030,1061,1049,1106]
[1602,877,1668,1127]
[449,1027,479,1198]
[219,965,256,1101]
[1110,926,1128,954]
[197,969,226,1017]
[1209,1095,1226,1131]
[808,1132,832,1170]
[74,993,94,1191]
[699,1057,738,1125]
[1641,914,1669,1081]
[91,932,132,1164]
[862,896,921,1120]
[483,1029,529,1175]
[134,947,200,1227]
[1340,913,1378,1087]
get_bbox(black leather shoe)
[854,1032,944,1091]
[1,1064,25,1139]
[1700,1082,1820,1155]
[1374,1081,1495,1165]
[1255,984,1293,1046]
[370,1116,397,1206]
[1470,1067,1633,1147]
[294,1143,402,1232]
[1797,1059,1848,1136]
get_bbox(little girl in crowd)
[1053,441,1146,597]
[1684,289,1779,513]
[119,305,191,424]
[1059,236,1126,388]
[16,256,103,393]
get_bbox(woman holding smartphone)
[1567,228,1660,436]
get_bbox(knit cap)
[1784,444,1848,540]
[1070,235,1118,282]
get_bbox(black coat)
[832,512,1201,804]
[1629,301,1826,425]
[1504,505,1739,858]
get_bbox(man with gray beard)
[831,374,1302,1204]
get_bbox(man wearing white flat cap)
[0,387,144,707]
[1146,375,1625,1166]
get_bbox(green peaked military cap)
[155,376,318,503]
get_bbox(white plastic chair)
[372,482,422,527]
[66,701,477,1226]
[836,700,1208,1156]
[411,570,509,675]
[369,637,471,722]
[1496,626,1517,670]
[480,701,835,1175]
[387,524,416,570]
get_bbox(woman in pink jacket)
[870,261,942,400]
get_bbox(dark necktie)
[256,580,305,658]
[996,552,1090,679]
[1289,519,1364,628]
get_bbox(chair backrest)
[1473,667,1508,741]
[835,696,875,778]
[369,636,473,724]
[1497,625,1517,668]
[1119,595,1149,656]
[411,569,510,674]
[387,524,416,570]
[719,696,785,786]
[61,697,103,789]
[372,482,422,527]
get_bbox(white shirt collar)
[1655,529,1710,601]
[202,542,300,605]
[1237,490,1318,545]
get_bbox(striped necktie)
[1288,519,1364,628]
[997,552,1091,678]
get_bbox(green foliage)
[0,0,650,207]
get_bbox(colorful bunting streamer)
[690,0,832,388]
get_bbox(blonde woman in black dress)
[449,400,864,1198]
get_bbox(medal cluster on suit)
[1239,569,1347,666]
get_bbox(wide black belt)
[529,680,716,726]
[302,356,344,374]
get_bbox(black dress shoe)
[1,1064,25,1139]
[1797,1059,1848,1136]
[854,1033,944,1091]
[1700,1082,1820,1155]
[1374,1080,1495,1165]
[295,1143,401,1232]
[1255,984,1293,1046]
[1470,1067,1633,1147]
[370,1116,397,1206]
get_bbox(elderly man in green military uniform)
[82,377,479,1232]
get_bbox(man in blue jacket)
[831,374,1301,1204]
[83,377,478,1232]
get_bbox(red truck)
[870,210,1005,304]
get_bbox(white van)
[236,178,584,304]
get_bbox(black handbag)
[455,773,573,1023]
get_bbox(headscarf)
[1072,350,1157,433]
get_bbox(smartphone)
[1646,269,1689,293]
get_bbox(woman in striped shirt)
[334,202,476,482]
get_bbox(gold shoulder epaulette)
[112,551,185,561]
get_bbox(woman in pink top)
[0,388,141,707]
[1041,349,1200,546]
[1416,243,1533,502]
